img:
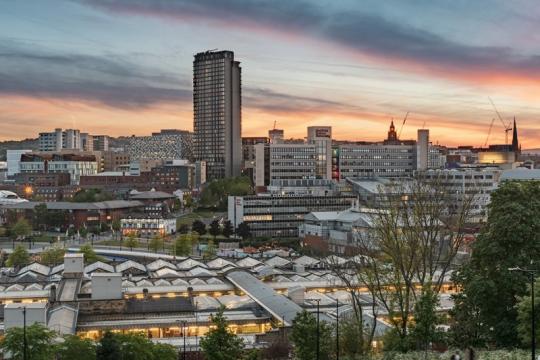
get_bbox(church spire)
[512,117,519,152]
[387,119,397,142]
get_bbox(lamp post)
[182,320,187,360]
[336,299,339,360]
[311,299,321,360]
[509,267,537,360]
[20,306,27,360]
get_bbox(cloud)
[0,41,191,108]
[74,0,540,82]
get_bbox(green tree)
[517,276,540,346]
[72,188,114,202]
[200,306,244,360]
[291,310,332,360]
[199,177,253,210]
[451,181,540,348]
[79,244,103,263]
[177,223,190,234]
[409,287,446,351]
[6,245,30,268]
[183,193,193,209]
[192,220,207,236]
[124,233,139,251]
[0,323,56,360]
[111,219,121,233]
[151,342,177,360]
[209,219,221,239]
[236,222,251,241]
[175,233,192,256]
[115,333,155,360]
[222,220,234,239]
[40,246,65,266]
[96,331,121,360]
[338,316,366,358]
[56,334,96,360]
[149,235,164,253]
[32,203,48,231]
[11,218,31,240]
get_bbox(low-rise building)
[20,153,98,185]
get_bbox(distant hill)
[523,148,540,155]
[0,138,39,160]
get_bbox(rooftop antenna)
[398,111,410,139]
[422,120,426,129]
[273,120,277,130]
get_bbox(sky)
[1,0,540,148]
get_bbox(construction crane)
[488,97,512,145]
[397,111,410,139]
[484,118,496,148]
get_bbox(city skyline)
[1,1,540,148]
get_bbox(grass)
[176,209,223,226]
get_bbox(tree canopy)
[200,306,244,360]
[72,188,114,203]
[291,310,333,360]
[199,176,253,210]
[450,181,540,347]
[6,245,30,268]
[0,323,56,360]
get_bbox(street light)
[336,299,339,360]
[19,306,27,360]
[509,266,537,360]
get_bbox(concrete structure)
[120,216,176,237]
[39,128,81,152]
[20,153,98,185]
[126,130,193,162]
[268,128,284,144]
[4,303,48,331]
[193,50,242,180]
[64,253,84,274]
[307,126,332,180]
[228,192,355,238]
[80,133,94,151]
[7,149,32,176]
[92,135,109,151]
[91,273,123,300]
[416,129,429,171]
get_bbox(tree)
[291,310,332,360]
[183,193,193,209]
[353,175,475,345]
[151,342,177,360]
[6,245,30,268]
[111,219,121,232]
[222,220,234,239]
[192,220,207,236]
[177,223,190,234]
[32,203,48,231]
[124,233,139,251]
[114,333,156,360]
[209,219,221,239]
[56,334,96,360]
[236,222,251,241]
[409,286,446,351]
[149,234,164,253]
[517,276,540,346]
[200,306,244,360]
[40,246,65,266]
[11,218,31,240]
[338,316,368,358]
[72,188,114,203]
[175,233,192,256]
[451,181,540,347]
[79,244,103,263]
[96,331,121,360]
[199,177,253,210]
[0,323,56,360]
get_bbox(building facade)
[126,130,193,161]
[228,193,355,238]
[193,50,242,180]
[20,153,98,185]
[39,128,81,152]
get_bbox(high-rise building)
[80,133,94,151]
[268,128,284,144]
[417,129,429,171]
[307,126,332,180]
[93,135,109,151]
[193,50,242,180]
[39,128,81,152]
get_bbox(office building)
[228,194,355,238]
[193,50,242,180]
[93,135,110,151]
[417,129,429,171]
[307,126,332,180]
[80,133,94,151]
[268,128,284,144]
[19,153,98,184]
[126,130,193,161]
[242,137,269,181]
[39,128,81,152]
[6,149,32,176]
